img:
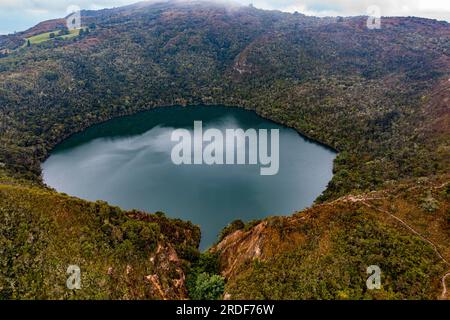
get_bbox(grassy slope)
[0,8,448,198]
[26,29,82,45]
[214,175,450,299]
[0,3,448,299]
[0,182,200,299]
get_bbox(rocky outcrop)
[146,243,189,300]
[212,176,450,299]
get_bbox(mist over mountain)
[1,0,449,35]
[0,1,449,300]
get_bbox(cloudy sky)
[1,0,449,35]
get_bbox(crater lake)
[42,106,336,249]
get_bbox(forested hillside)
[0,183,200,299]
[0,1,449,299]
[214,175,450,299]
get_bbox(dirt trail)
[442,273,450,299]
[357,199,449,300]
[318,186,450,299]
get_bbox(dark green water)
[42,106,336,249]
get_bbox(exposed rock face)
[212,217,305,280]
[146,243,189,300]
[0,1,449,300]
[0,183,200,300]
[212,176,450,300]
[212,219,306,279]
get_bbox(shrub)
[43,71,59,81]
[189,273,225,300]
[186,252,224,299]
[121,220,160,253]
[420,192,439,213]
[218,220,245,242]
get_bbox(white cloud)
[0,0,141,15]
[244,0,450,21]
[0,0,449,34]
[1,0,449,18]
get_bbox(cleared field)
[26,28,84,45]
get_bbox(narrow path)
[442,273,450,300]
[359,200,450,300]
[315,183,450,299]
[362,201,448,263]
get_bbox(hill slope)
[0,182,200,299]
[213,175,450,299]
[0,1,449,299]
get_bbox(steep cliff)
[213,175,450,299]
[0,182,200,299]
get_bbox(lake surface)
[42,106,336,249]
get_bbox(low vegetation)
[214,176,450,299]
[0,183,200,299]
[23,28,89,46]
[0,2,448,299]
[186,252,225,300]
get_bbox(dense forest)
[0,1,449,299]
[0,183,201,299]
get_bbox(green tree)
[189,273,225,300]
[58,27,70,36]
[186,252,224,299]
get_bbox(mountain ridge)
[0,1,449,299]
